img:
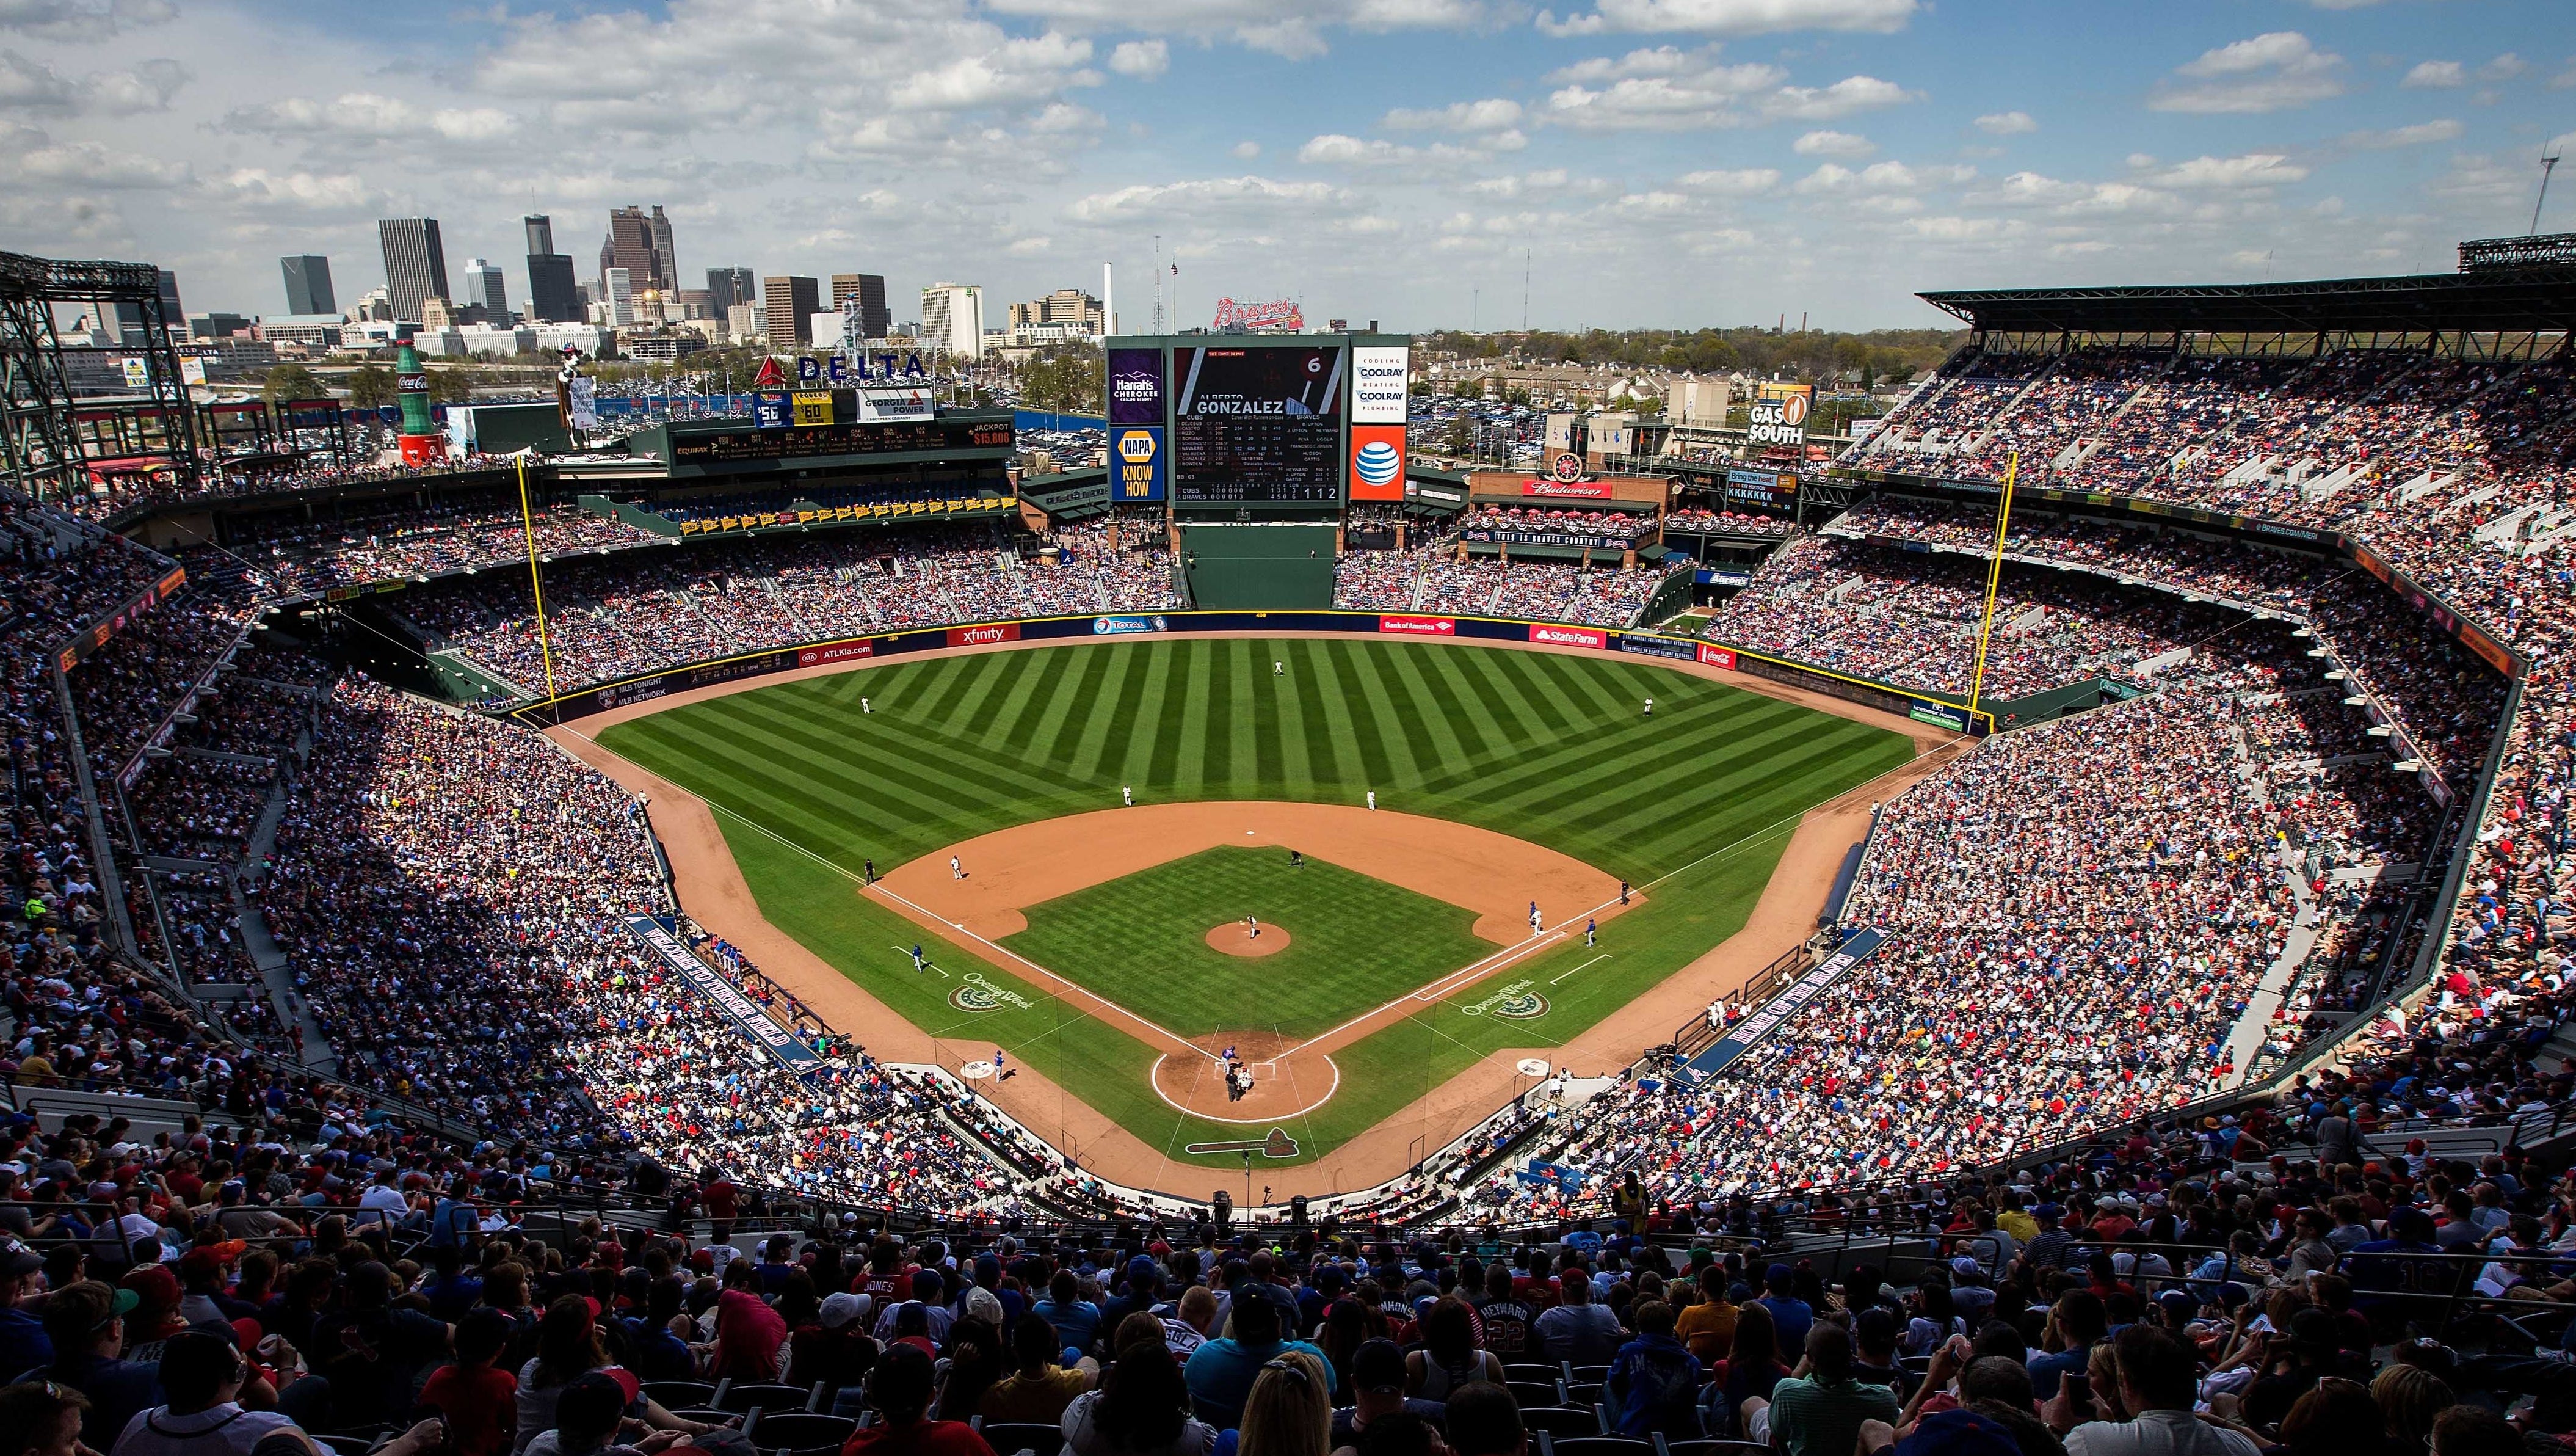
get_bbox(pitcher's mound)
[1206,922,1290,957]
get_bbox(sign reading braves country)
[1351,346,1408,424]
[624,915,821,1067]
[797,639,875,668]
[1746,382,1813,452]
[947,622,1020,647]
[1170,344,1344,503]
[1459,978,1549,1019]
[1349,423,1406,502]
[1378,614,1456,635]
[1107,348,1166,424]
[1529,624,1607,649]
[1114,425,1166,501]
[1697,644,1738,671]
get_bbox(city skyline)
[0,1,2566,330]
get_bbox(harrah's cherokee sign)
[1106,349,1165,425]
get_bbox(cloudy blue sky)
[1,0,2567,331]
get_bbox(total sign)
[1349,424,1406,502]
[1113,425,1166,501]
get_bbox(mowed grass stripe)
[1315,642,1393,788]
[1117,642,1175,788]
[1445,644,1553,748]
[1382,642,1473,770]
[1343,641,1427,787]
[1170,640,1211,789]
[1274,650,1314,788]
[712,694,1079,834]
[1067,645,1142,781]
[1029,642,1108,765]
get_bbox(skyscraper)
[601,206,675,296]
[706,268,755,315]
[523,214,579,323]
[460,259,508,319]
[920,282,984,359]
[377,217,450,324]
[280,255,335,315]
[603,267,636,327]
[763,275,819,346]
[831,274,891,341]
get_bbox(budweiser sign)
[1378,615,1457,636]
[1522,479,1616,499]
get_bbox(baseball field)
[584,634,1918,1187]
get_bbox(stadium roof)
[1920,264,2576,337]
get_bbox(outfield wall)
[508,608,2000,733]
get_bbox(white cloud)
[4,138,183,187]
[1068,173,1351,223]
[1793,129,1873,156]
[1793,159,1971,194]
[1973,110,2035,135]
[2152,32,2346,113]
[1541,65,1912,131]
[2401,60,2463,89]
[2152,152,2310,189]
[1675,166,1780,194]
[2344,118,2464,148]
[0,48,184,114]
[1107,39,1168,78]
[1544,43,1718,83]
[1230,139,1260,158]
[1533,0,1917,38]
[0,0,175,40]
[1383,97,1524,132]
[222,92,521,142]
[2480,54,2525,81]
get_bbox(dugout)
[1178,523,1338,609]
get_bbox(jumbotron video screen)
[1171,344,1344,503]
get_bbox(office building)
[459,258,508,320]
[725,302,761,342]
[186,312,250,340]
[1008,287,1103,336]
[920,282,984,358]
[600,205,676,294]
[524,215,555,257]
[707,268,756,315]
[763,275,819,346]
[280,255,335,316]
[603,267,636,327]
[377,217,450,324]
[830,273,891,340]
[256,315,350,351]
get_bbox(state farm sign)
[1528,624,1607,649]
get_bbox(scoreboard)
[1108,333,1410,510]
[1171,344,1344,503]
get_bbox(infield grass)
[593,636,1916,1171]
[1001,846,1497,1040]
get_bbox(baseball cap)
[1898,1410,2021,1456]
[0,1250,40,1281]
[819,1292,868,1330]
[1352,1339,1406,1394]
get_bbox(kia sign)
[1113,425,1166,501]
[1379,614,1456,636]
[1697,644,1738,671]
[1349,423,1405,502]
[797,639,876,667]
[947,622,1021,647]
[1528,624,1607,649]
[1351,346,1408,424]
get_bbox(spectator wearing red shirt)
[842,1346,994,1456]
[709,1264,785,1383]
[421,1309,520,1456]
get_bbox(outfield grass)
[1001,846,1497,1040]
[595,636,1915,1171]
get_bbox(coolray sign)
[1092,614,1167,635]
[1378,614,1456,635]
[625,915,821,1068]
[1113,425,1166,502]
[1909,702,1970,732]
[797,639,875,667]
[948,622,1021,647]
[1697,644,1737,670]
[1528,623,1606,649]
[1107,348,1166,424]
[1349,423,1406,502]
[1687,927,1885,1076]
[1351,346,1409,424]
[1523,479,1616,500]
[1746,383,1812,452]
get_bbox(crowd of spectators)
[1333,543,1666,625]
[1456,506,1652,546]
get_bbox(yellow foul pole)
[515,458,562,713]
[1965,450,2020,723]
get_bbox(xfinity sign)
[1351,346,1408,424]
